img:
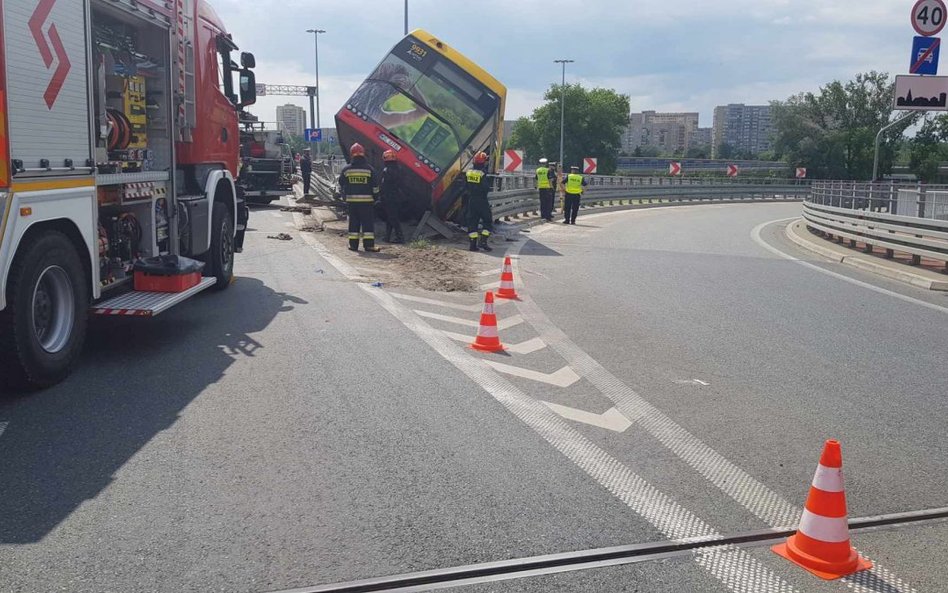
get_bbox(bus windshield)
[345,37,498,170]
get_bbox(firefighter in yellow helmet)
[465,151,494,251]
[563,165,588,224]
[338,143,380,251]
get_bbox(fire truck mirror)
[240,52,256,69]
[239,70,257,107]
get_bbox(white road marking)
[516,212,918,592]
[483,360,580,387]
[544,402,632,433]
[294,225,800,593]
[752,218,948,316]
[361,285,798,593]
[441,330,547,354]
[479,280,501,291]
[0,421,7,439]
[673,379,710,386]
[270,211,283,217]
[390,292,511,312]
[415,310,524,330]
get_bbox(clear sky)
[214,0,910,130]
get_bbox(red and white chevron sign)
[726,164,739,177]
[583,157,598,174]
[796,167,807,179]
[503,149,523,173]
[668,161,682,176]
[29,0,72,109]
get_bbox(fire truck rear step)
[90,277,217,317]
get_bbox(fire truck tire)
[206,201,234,291]
[0,231,88,390]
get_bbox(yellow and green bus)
[335,30,506,220]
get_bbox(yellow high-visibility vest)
[566,173,584,194]
[536,166,551,189]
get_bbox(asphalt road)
[1,200,945,593]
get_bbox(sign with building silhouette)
[894,75,948,110]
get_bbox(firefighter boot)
[478,235,493,252]
[469,237,479,252]
[348,238,360,251]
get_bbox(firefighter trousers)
[466,196,493,239]
[382,198,404,242]
[348,202,376,250]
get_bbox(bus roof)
[409,29,507,105]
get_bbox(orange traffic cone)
[470,291,506,352]
[495,256,519,300]
[772,440,872,580]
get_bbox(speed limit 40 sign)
[913,0,947,36]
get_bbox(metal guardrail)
[804,181,948,265]
[306,168,807,220]
[488,175,808,220]
[807,180,948,219]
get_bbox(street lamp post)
[306,28,326,159]
[404,0,408,36]
[554,59,573,169]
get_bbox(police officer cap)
[539,158,548,164]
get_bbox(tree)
[638,145,661,158]
[771,72,916,180]
[716,143,735,159]
[909,115,948,182]
[285,134,308,156]
[507,84,630,174]
[686,145,711,159]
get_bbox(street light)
[306,28,326,158]
[554,59,574,169]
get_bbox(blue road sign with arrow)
[304,128,322,142]
[911,36,941,75]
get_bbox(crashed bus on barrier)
[334,30,506,221]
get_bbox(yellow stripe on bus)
[12,178,95,192]
[411,29,507,101]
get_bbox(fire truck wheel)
[207,202,234,291]
[0,231,88,390]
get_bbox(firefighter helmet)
[350,143,366,157]
[473,151,488,165]
[382,149,397,161]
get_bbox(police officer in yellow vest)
[536,158,556,221]
[563,165,587,225]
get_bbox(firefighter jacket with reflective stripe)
[380,163,401,202]
[466,169,491,202]
[339,162,379,203]
[536,166,551,189]
[566,173,586,194]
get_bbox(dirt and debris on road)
[267,233,293,241]
[293,212,489,292]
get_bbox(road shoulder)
[786,218,948,291]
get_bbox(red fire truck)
[0,0,257,388]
